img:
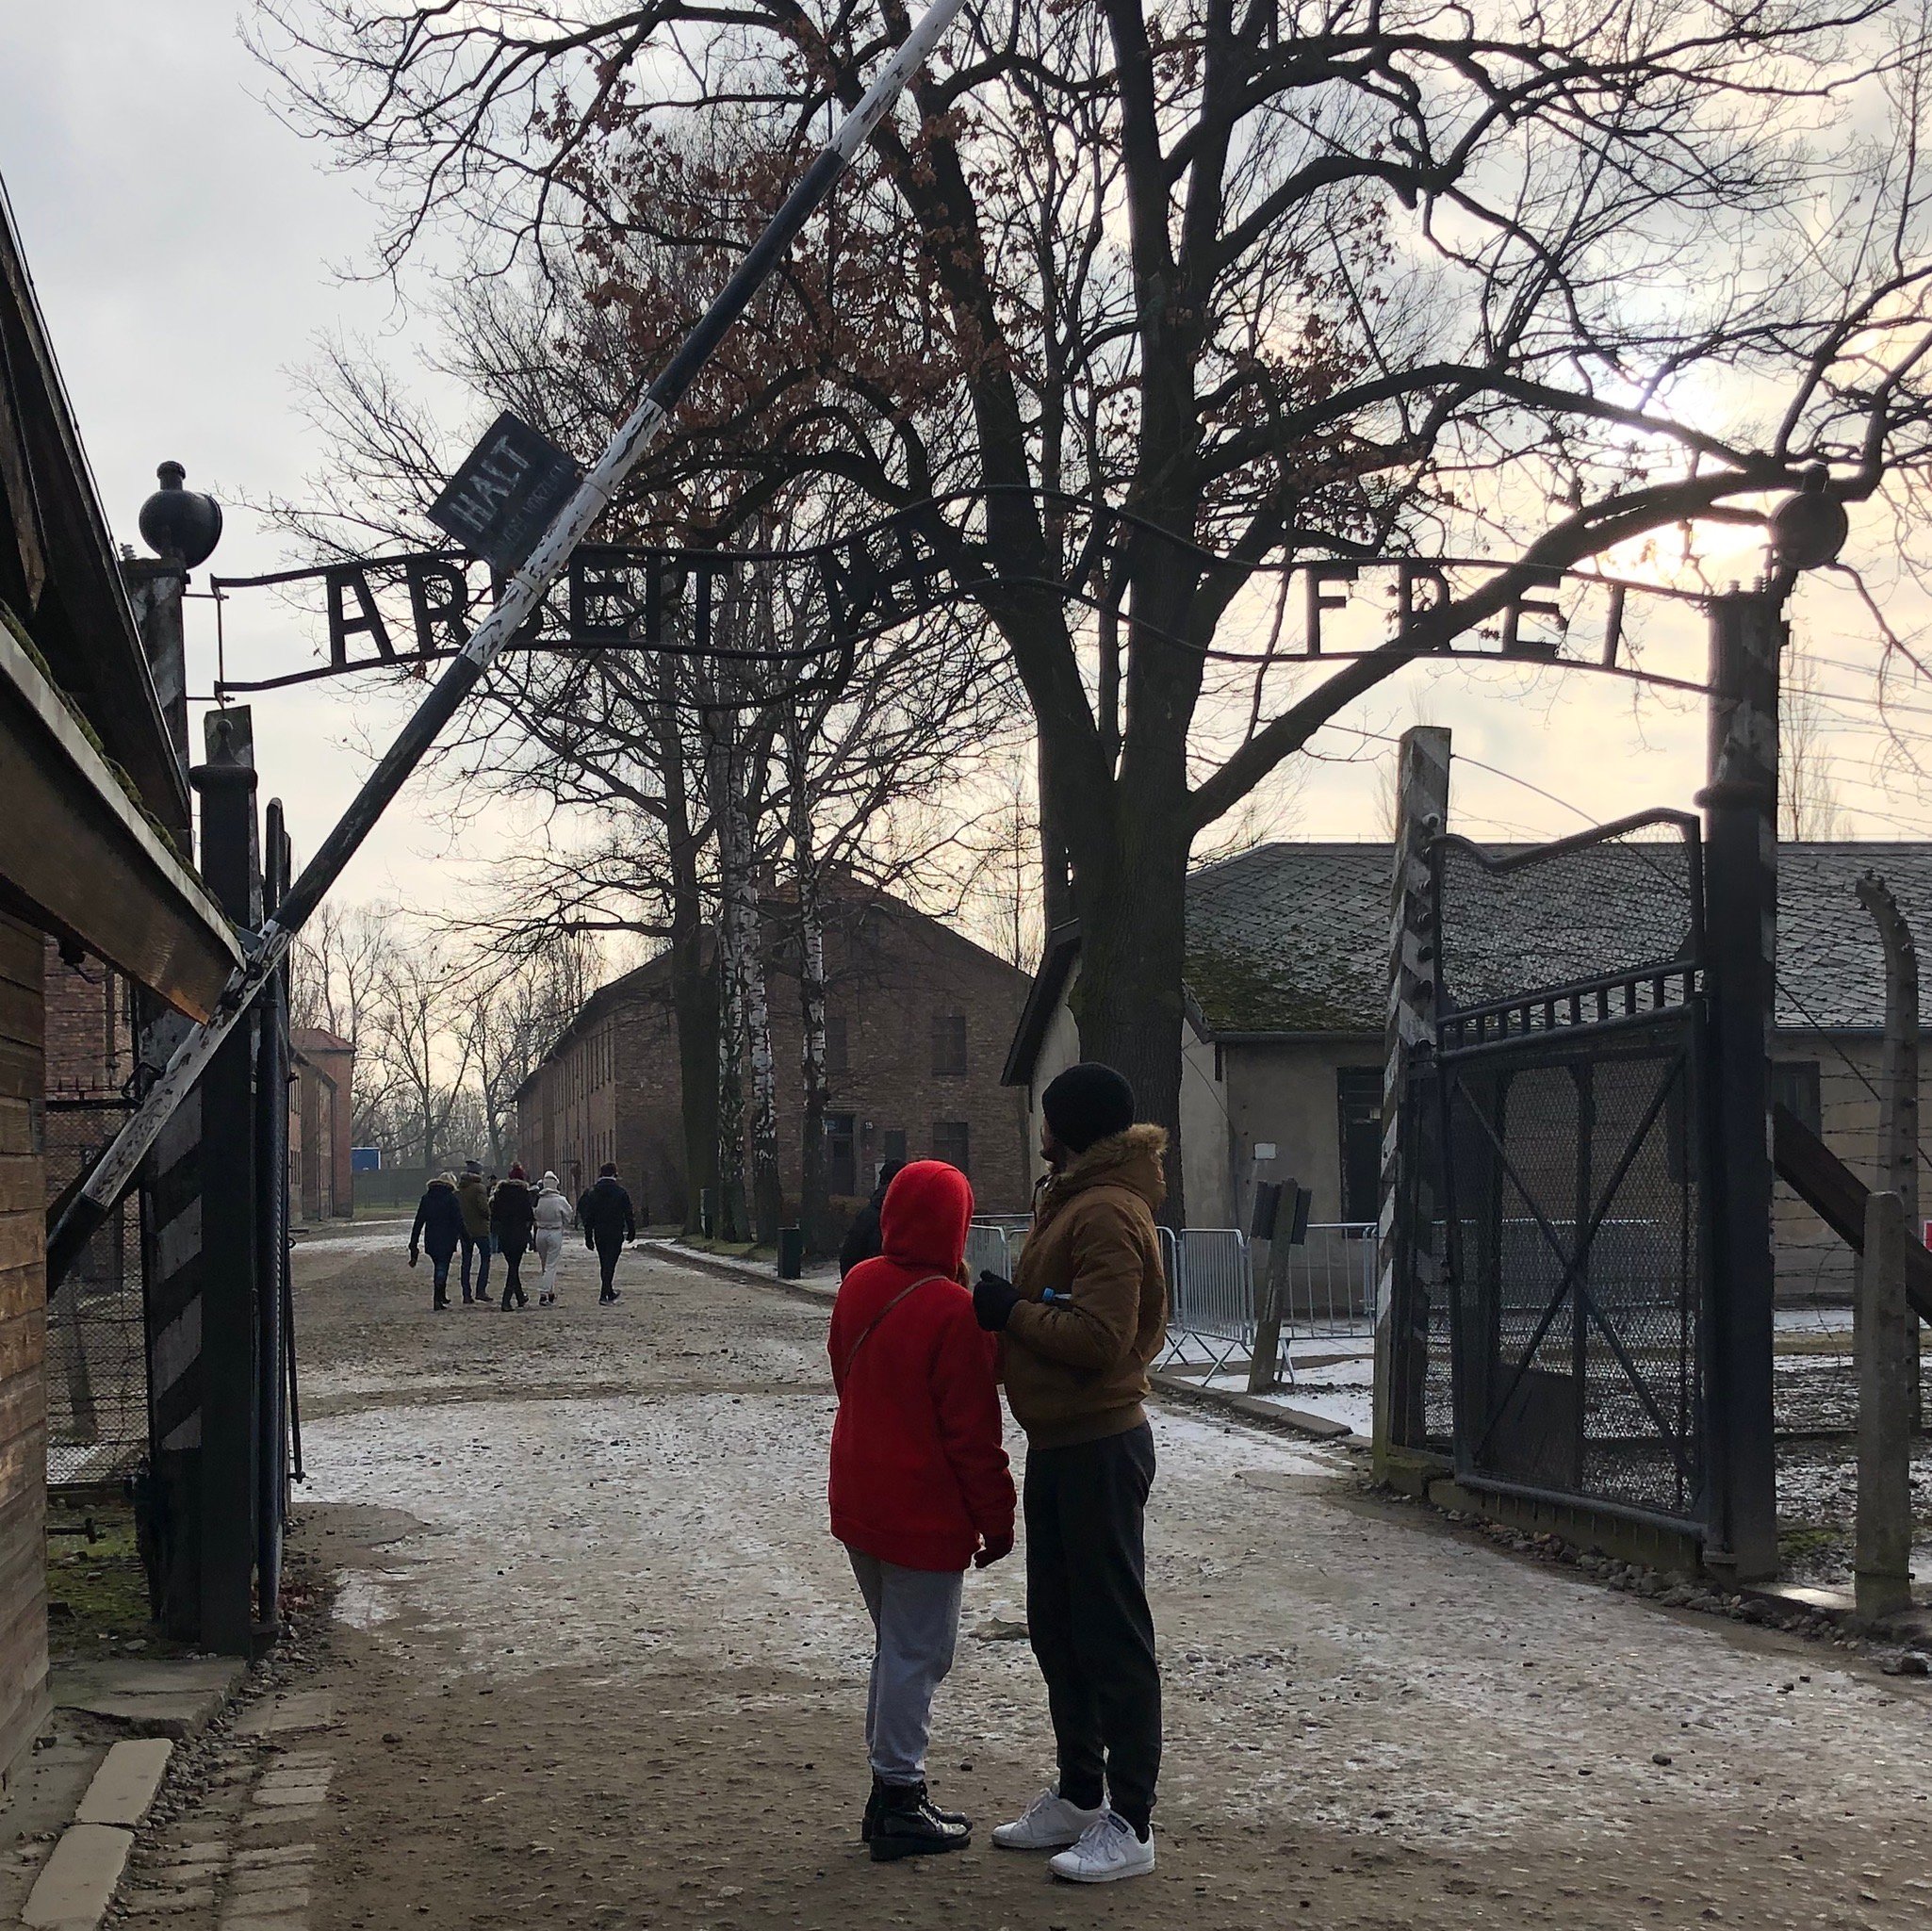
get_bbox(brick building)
[290,1027,354,1221]
[516,885,1033,1225]
[0,185,240,1781]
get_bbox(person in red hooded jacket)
[828,1158,1015,1863]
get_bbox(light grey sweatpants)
[846,1548,965,1786]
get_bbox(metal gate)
[1432,812,1712,1533]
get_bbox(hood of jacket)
[426,1175,456,1194]
[1040,1122,1168,1219]
[878,1159,974,1275]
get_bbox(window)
[881,1128,908,1165]
[825,1113,858,1197]
[931,1013,968,1077]
[1772,1059,1823,1137]
[932,1120,971,1174]
[825,1015,849,1078]
[1336,1067,1384,1225]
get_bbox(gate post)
[254,802,292,1632]
[1699,589,1783,1581]
[189,709,262,1653]
[1854,872,1921,1427]
[1374,726,1451,1479]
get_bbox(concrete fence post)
[1373,726,1451,1479]
[1857,1188,1915,1623]
[1699,587,1783,1582]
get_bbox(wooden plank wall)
[0,911,47,1787]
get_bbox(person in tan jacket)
[972,1062,1167,1885]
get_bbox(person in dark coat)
[840,1159,907,1278]
[408,1172,465,1310]
[489,1164,535,1310]
[578,1163,636,1304]
[456,1160,494,1303]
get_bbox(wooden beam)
[1772,1101,1932,1324]
[0,619,237,1020]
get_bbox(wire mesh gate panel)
[1431,813,1712,1533]
[43,1094,146,1487]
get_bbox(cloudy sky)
[1,1,1923,943]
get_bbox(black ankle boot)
[870,1781,970,1862]
[863,1776,968,1842]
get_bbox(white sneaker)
[1047,1811,1155,1884]
[991,1784,1105,1851]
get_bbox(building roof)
[291,1025,354,1056]
[516,879,1029,1103]
[1004,838,1932,1081]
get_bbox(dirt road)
[118,1222,1932,1930]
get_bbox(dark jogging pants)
[595,1233,623,1296]
[1023,1420,1160,1833]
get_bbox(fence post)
[1373,726,1451,1479]
[1854,872,1921,1429]
[1857,1189,1914,1621]
[254,801,291,1634]
[1698,588,1783,1582]
[190,708,262,1654]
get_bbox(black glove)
[974,1269,1022,1331]
[974,1530,1015,1569]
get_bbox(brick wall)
[0,915,48,1786]
[41,937,130,1101]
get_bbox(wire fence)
[43,1096,146,1489]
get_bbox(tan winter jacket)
[1004,1124,1169,1450]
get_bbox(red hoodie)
[827,1161,1015,1571]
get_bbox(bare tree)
[365,925,478,1174]
[291,899,399,1146]
[1782,644,1846,842]
[260,0,1932,1214]
[457,934,600,1169]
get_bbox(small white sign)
[1253,1142,1278,1162]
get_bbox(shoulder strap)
[838,1272,950,1381]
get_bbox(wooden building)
[0,184,239,1783]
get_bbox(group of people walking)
[828,1060,1167,1885]
[409,1159,638,1310]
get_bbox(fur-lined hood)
[1040,1122,1168,1217]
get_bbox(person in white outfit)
[532,1171,571,1306]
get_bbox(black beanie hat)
[1041,1061,1136,1155]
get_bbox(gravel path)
[131,1220,1932,1930]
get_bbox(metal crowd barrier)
[1280,1223,1379,1337]
[966,1217,1380,1368]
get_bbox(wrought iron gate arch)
[1428,810,1714,1535]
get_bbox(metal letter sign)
[428,412,583,572]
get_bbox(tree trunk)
[708,705,753,1244]
[786,718,832,1254]
[713,932,749,1242]
[729,781,784,1248]
[655,649,716,1231]
[1060,766,1193,1228]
